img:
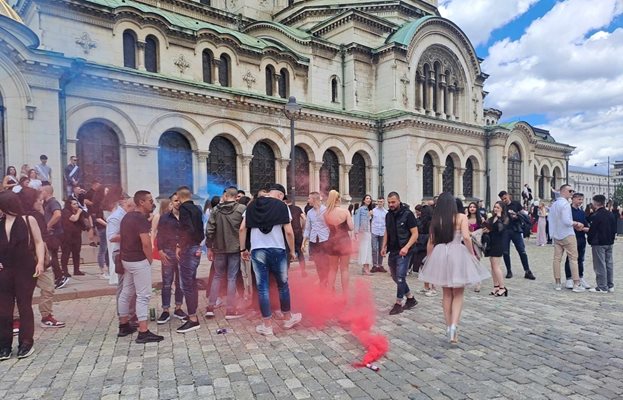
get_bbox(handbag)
[25,216,52,269]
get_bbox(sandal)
[489,285,500,296]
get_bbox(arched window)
[278,68,289,99]
[144,35,159,73]
[320,150,339,196]
[551,169,558,189]
[442,156,455,194]
[422,64,430,111]
[507,143,522,200]
[77,121,121,188]
[538,167,545,199]
[250,142,275,195]
[0,94,6,173]
[349,153,366,200]
[158,131,193,196]
[207,136,237,195]
[331,77,338,103]
[433,62,441,113]
[265,65,275,96]
[122,30,137,69]
[202,49,213,83]
[463,158,474,198]
[423,153,434,197]
[219,54,230,87]
[287,146,309,198]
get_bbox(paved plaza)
[1,238,622,400]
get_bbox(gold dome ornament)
[0,0,23,23]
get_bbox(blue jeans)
[371,234,384,267]
[565,237,586,279]
[208,253,241,313]
[388,252,411,301]
[502,230,531,272]
[251,248,291,319]
[97,227,109,269]
[179,245,201,316]
[161,249,183,309]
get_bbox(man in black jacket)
[499,191,536,280]
[587,195,616,293]
[175,186,205,333]
[381,192,418,315]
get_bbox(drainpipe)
[59,59,85,166]
[340,44,346,111]
[376,119,384,198]
[485,129,491,210]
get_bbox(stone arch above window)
[123,30,137,69]
[144,35,159,73]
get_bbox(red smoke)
[288,271,389,367]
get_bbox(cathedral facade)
[0,0,573,205]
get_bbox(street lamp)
[283,96,302,204]
[594,156,611,200]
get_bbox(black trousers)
[0,266,36,349]
[46,235,63,280]
[61,238,82,273]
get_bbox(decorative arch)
[346,140,378,167]
[246,127,286,157]
[77,121,121,188]
[416,141,443,167]
[143,113,203,149]
[204,120,246,154]
[67,102,138,144]
[317,137,348,164]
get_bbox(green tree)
[614,184,623,205]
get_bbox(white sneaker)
[424,289,437,297]
[283,313,302,329]
[608,287,615,293]
[588,288,608,294]
[101,273,110,280]
[572,285,586,293]
[255,324,274,336]
[580,278,591,289]
[565,279,574,289]
[554,283,562,291]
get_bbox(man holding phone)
[498,191,535,280]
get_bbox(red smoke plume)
[288,272,389,367]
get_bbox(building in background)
[0,0,573,206]
[568,166,610,199]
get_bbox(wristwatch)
[240,248,247,252]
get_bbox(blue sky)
[439,0,623,169]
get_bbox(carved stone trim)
[173,54,190,74]
[242,71,256,90]
[75,32,97,54]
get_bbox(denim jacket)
[353,206,371,233]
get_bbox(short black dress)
[485,218,506,257]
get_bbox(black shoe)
[377,266,388,273]
[157,311,170,325]
[17,345,34,359]
[135,330,164,344]
[55,276,70,289]
[176,319,200,333]
[117,323,137,337]
[403,297,418,310]
[173,309,188,320]
[0,348,11,361]
[524,271,536,280]
[389,303,403,315]
[370,266,379,273]
[73,270,85,276]
[505,271,513,279]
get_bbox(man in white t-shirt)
[371,197,388,273]
[239,183,302,336]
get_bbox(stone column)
[457,167,465,200]
[438,74,447,118]
[341,163,353,202]
[435,165,444,195]
[416,78,424,111]
[368,165,379,199]
[239,154,253,193]
[213,59,221,86]
[278,158,290,187]
[447,87,454,120]
[195,150,210,199]
[312,161,323,193]
[453,87,460,120]
[136,41,146,71]
[426,71,435,115]
[273,73,280,97]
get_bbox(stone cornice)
[309,9,398,38]
[382,115,485,138]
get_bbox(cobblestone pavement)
[1,239,622,400]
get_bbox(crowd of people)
[0,154,618,357]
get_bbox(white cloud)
[438,0,539,46]
[478,0,623,167]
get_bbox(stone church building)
[0,0,573,206]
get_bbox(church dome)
[0,0,23,23]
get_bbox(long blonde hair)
[326,190,340,212]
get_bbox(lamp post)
[594,156,611,200]
[283,96,302,204]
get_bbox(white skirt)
[358,231,373,265]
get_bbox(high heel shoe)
[449,325,458,343]
[489,285,499,295]
[495,287,508,297]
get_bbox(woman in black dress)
[0,190,45,360]
[483,201,508,297]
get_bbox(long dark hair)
[466,201,482,228]
[0,190,24,216]
[430,192,457,245]
[489,201,509,225]
[419,204,433,234]
[5,166,16,177]
[360,194,374,211]
[455,198,465,214]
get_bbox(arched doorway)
[76,121,121,188]
[287,145,309,198]
[320,149,339,196]
[250,141,275,195]
[207,136,237,196]
[463,158,474,199]
[442,156,455,194]
[158,131,193,196]
[423,153,434,198]
[539,167,545,199]
[507,143,522,200]
[349,152,366,200]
